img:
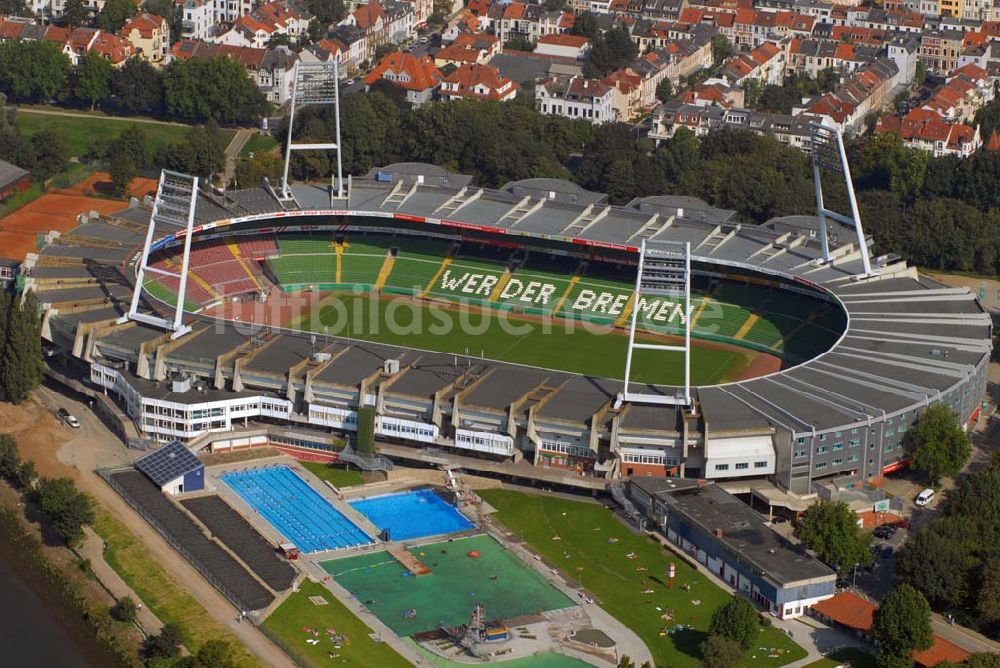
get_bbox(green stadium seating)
[341,240,391,285]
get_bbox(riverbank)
[0,486,141,667]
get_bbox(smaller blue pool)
[349,488,475,541]
[220,466,372,553]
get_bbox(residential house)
[89,31,134,66]
[650,99,824,151]
[677,80,745,107]
[364,51,442,105]
[718,40,786,86]
[920,28,965,74]
[169,40,299,104]
[877,108,982,156]
[786,38,881,78]
[438,63,519,101]
[802,58,900,135]
[339,0,413,63]
[179,0,215,41]
[213,0,311,49]
[119,13,170,66]
[603,69,644,120]
[536,75,615,124]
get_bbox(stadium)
[28,160,991,499]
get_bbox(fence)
[256,623,310,667]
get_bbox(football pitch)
[291,293,754,385]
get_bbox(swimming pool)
[349,488,475,541]
[220,466,372,553]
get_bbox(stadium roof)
[135,441,203,487]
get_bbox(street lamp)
[852,563,860,589]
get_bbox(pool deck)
[201,456,646,665]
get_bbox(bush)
[110,596,137,623]
[143,622,183,659]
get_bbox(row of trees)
[0,291,44,405]
[0,40,268,123]
[894,456,1000,637]
[0,100,70,180]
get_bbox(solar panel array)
[135,441,203,487]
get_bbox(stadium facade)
[29,163,991,495]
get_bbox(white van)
[915,488,935,507]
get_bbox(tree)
[62,0,91,27]
[655,77,674,103]
[356,405,376,456]
[143,622,183,659]
[29,128,70,178]
[585,26,638,78]
[162,56,269,123]
[72,51,113,110]
[700,634,743,668]
[975,98,1000,143]
[15,461,37,489]
[112,58,164,115]
[758,84,798,114]
[98,0,137,32]
[907,403,971,485]
[0,0,29,15]
[303,0,346,25]
[373,42,397,62]
[0,40,71,103]
[895,524,970,609]
[0,433,19,481]
[505,37,535,52]
[794,500,873,573]
[709,596,759,650]
[184,640,240,668]
[742,78,761,107]
[872,584,933,661]
[711,34,733,64]
[233,151,282,188]
[108,148,136,198]
[111,596,137,623]
[855,129,928,203]
[571,11,599,38]
[1,291,45,403]
[617,657,635,668]
[37,477,94,546]
[977,562,1000,625]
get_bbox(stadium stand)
[340,239,393,286]
[181,495,297,592]
[108,470,275,611]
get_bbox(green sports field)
[292,293,753,386]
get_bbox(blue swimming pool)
[220,466,372,553]
[349,488,475,541]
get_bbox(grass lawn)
[15,109,234,158]
[301,461,365,488]
[803,648,876,668]
[294,294,747,385]
[477,489,806,668]
[92,508,262,667]
[0,180,44,216]
[240,133,279,157]
[262,579,410,668]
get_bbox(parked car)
[57,407,80,428]
[873,524,897,539]
[915,488,935,507]
[881,545,894,559]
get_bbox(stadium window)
[794,450,807,459]
[833,458,843,466]
[815,445,828,454]
[868,458,875,466]
[735,462,749,470]
[884,443,894,452]
[754,461,767,468]
[835,431,842,438]
[797,437,806,444]
[833,443,844,451]
[815,462,827,469]
[847,455,859,463]
[851,428,859,434]
[715,464,729,471]
[819,434,827,441]
[849,439,860,447]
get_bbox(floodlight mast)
[809,122,876,277]
[119,170,199,340]
[621,240,691,407]
[280,60,344,203]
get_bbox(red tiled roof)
[912,636,970,668]
[811,592,876,632]
[0,19,28,40]
[537,34,589,48]
[440,63,516,100]
[120,12,165,38]
[364,51,441,91]
[435,44,484,64]
[987,130,1000,151]
[90,33,133,63]
[353,0,385,31]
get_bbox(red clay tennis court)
[0,192,126,260]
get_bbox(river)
[0,542,103,668]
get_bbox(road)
[32,385,295,668]
[223,128,254,185]
[17,106,195,128]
